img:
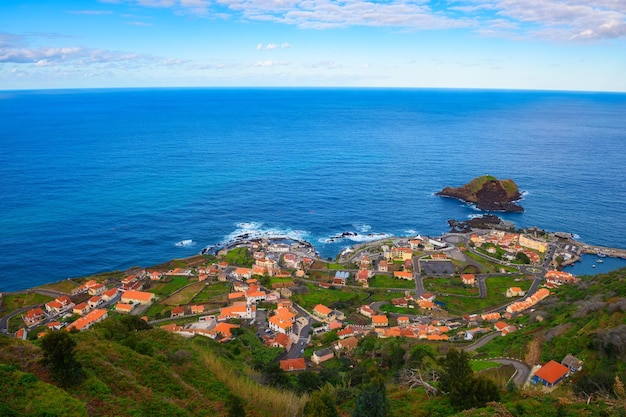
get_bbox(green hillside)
[2,269,626,416]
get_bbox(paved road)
[0,305,38,334]
[463,331,501,351]
[491,358,531,386]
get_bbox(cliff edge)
[436,175,524,212]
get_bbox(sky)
[1,0,625,91]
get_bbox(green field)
[436,275,529,315]
[368,274,415,289]
[292,283,366,311]
[191,282,231,303]
[149,276,190,296]
[470,360,502,372]
[425,277,479,296]
[1,292,53,312]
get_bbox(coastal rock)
[436,175,524,212]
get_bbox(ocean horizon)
[1,87,625,292]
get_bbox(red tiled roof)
[534,360,569,384]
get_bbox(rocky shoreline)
[436,175,524,212]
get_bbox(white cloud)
[254,60,290,66]
[256,43,263,50]
[281,42,292,48]
[108,0,626,41]
[127,21,154,26]
[266,43,278,50]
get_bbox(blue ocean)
[1,88,625,292]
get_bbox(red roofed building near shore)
[313,304,333,321]
[115,303,134,314]
[372,315,389,327]
[23,307,46,327]
[531,360,570,388]
[67,309,108,332]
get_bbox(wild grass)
[198,350,308,417]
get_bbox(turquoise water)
[1,88,625,291]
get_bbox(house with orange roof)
[372,315,388,327]
[268,307,295,334]
[506,287,525,297]
[212,322,240,339]
[335,336,359,351]
[355,269,371,285]
[218,302,256,321]
[171,306,186,318]
[391,247,413,261]
[398,316,410,327]
[121,289,155,305]
[418,300,435,310]
[101,288,119,302]
[312,348,334,365]
[338,326,355,339]
[252,265,267,276]
[73,302,90,316]
[67,309,108,332]
[148,271,163,281]
[45,295,75,315]
[394,271,413,280]
[545,270,577,285]
[245,289,267,304]
[313,304,334,321]
[47,321,63,330]
[265,332,292,350]
[190,305,205,314]
[15,328,27,340]
[481,312,501,322]
[328,320,343,330]
[280,357,306,372]
[88,283,106,296]
[378,259,389,272]
[167,268,192,276]
[115,303,134,314]
[531,360,570,388]
[228,291,245,301]
[359,305,375,318]
[420,292,436,302]
[233,267,252,280]
[88,296,103,309]
[283,253,300,269]
[461,274,476,285]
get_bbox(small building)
[313,304,334,321]
[506,287,525,298]
[67,309,108,332]
[335,336,359,351]
[378,259,389,272]
[115,303,134,314]
[461,274,476,285]
[561,354,584,372]
[531,360,570,388]
[359,305,375,318]
[121,290,156,306]
[393,271,413,280]
[372,315,389,327]
[171,306,185,318]
[280,358,306,372]
[398,316,410,327]
[73,302,90,316]
[312,348,334,365]
[190,305,205,314]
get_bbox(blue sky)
[1,0,625,91]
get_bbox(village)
[2,225,599,390]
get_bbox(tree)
[515,251,530,264]
[40,331,83,386]
[262,361,289,388]
[304,384,339,417]
[352,379,391,417]
[439,348,500,410]
[297,371,323,394]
